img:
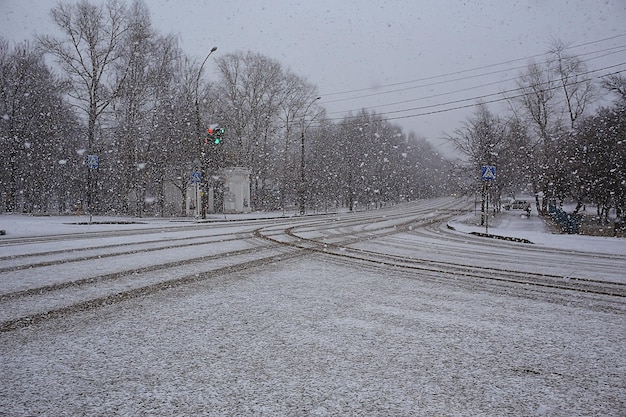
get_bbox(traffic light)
[206,125,225,145]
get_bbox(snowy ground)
[0,206,625,416]
[448,205,625,256]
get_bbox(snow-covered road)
[1,198,625,416]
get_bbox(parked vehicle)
[504,200,530,210]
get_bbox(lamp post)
[299,96,321,215]
[194,46,217,219]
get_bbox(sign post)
[87,154,99,224]
[481,166,496,234]
[190,171,201,218]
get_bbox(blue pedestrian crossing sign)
[87,154,98,169]
[190,171,201,183]
[481,165,496,181]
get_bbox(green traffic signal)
[214,127,225,144]
[206,125,225,145]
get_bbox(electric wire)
[312,64,626,125]
[314,33,626,123]
[321,33,626,98]
[322,45,626,109]
[342,63,625,118]
[381,68,626,123]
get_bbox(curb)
[468,231,533,244]
[447,222,533,244]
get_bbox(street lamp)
[194,46,217,219]
[299,96,321,215]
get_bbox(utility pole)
[194,46,217,219]
[298,96,321,215]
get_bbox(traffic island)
[468,231,533,244]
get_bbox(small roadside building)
[186,166,251,216]
[220,167,251,214]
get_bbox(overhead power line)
[324,46,626,115]
[313,32,626,127]
[317,64,626,124]
[322,45,626,108]
[383,68,626,123]
[320,32,626,99]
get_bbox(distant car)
[504,200,530,210]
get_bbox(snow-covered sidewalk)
[448,208,626,256]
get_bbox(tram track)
[0,216,315,332]
[255,208,626,302]
[0,230,256,273]
[0,222,207,247]
[331,245,626,298]
[0,242,301,332]
[2,197,623,332]
[0,199,463,332]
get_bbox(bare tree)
[38,0,137,215]
[278,75,319,213]
[602,73,626,103]
[517,61,557,143]
[214,51,314,210]
[514,43,597,212]
[0,39,80,213]
[448,103,506,222]
[109,0,163,217]
[448,102,504,167]
[276,72,313,211]
[148,35,184,217]
[516,60,561,212]
[549,41,595,129]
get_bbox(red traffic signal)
[206,125,225,145]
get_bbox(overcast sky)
[1,0,625,158]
